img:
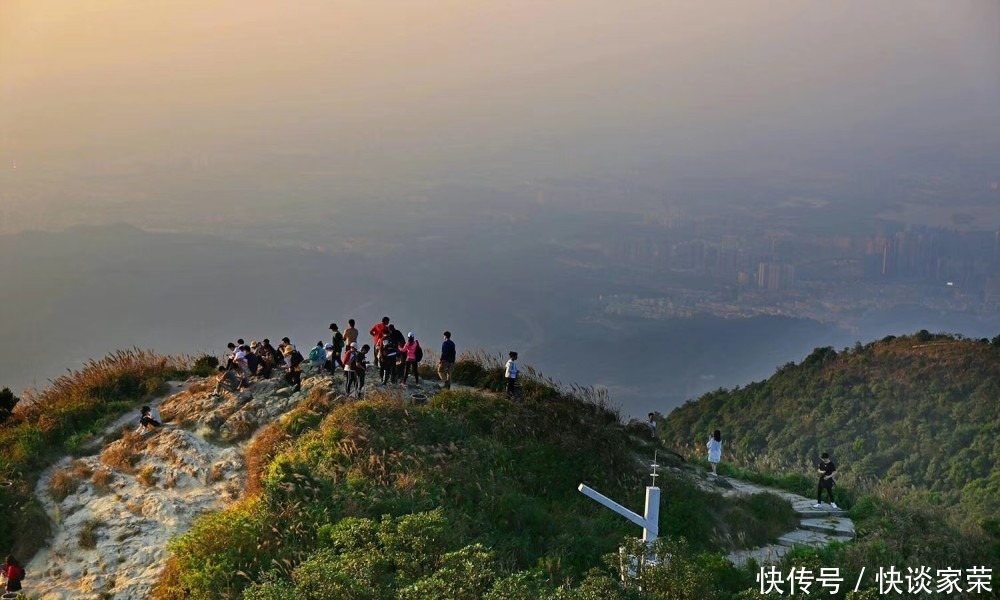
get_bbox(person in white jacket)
[707,429,723,475]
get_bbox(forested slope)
[660,331,1000,529]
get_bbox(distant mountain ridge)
[660,331,1000,529]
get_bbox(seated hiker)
[283,345,303,392]
[2,555,24,594]
[212,365,243,396]
[309,341,327,371]
[136,405,162,433]
[324,343,339,375]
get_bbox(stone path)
[716,476,855,567]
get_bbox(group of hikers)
[690,428,840,509]
[207,317,490,400]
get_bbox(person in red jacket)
[369,316,390,369]
[3,555,24,593]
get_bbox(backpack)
[290,349,304,367]
[414,341,423,362]
[342,349,356,369]
[309,346,325,362]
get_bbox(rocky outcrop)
[26,369,349,600]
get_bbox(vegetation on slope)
[154,357,800,599]
[0,349,189,558]
[660,331,1000,592]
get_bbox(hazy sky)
[2,0,999,232]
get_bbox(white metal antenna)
[650,450,660,487]
[578,453,661,544]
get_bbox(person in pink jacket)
[400,333,423,386]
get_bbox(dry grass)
[208,463,226,484]
[79,518,104,549]
[126,499,145,516]
[244,422,291,496]
[137,465,158,488]
[49,468,80,502]
[70,459,94,478]
[100,429,144,473]
[92,469,114,494]
[18,349,185,423]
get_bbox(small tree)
[0,387,19,424]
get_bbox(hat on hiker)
[350,342,358,349]
[282,346,294,356]
[407,332,414,338]
[325,343,334,350]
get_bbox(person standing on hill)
[344,319,359,349]
[379,331,400,385]
[814,452,839,509]
[504,351,519,397]
[2,555,24,594]
[401,332,422,386]
[438,331,456,389]
[329,323,345,366]
[707,430,723,475]
[370,317,390,369]
[389,325,407,383]
[647,413,658,439]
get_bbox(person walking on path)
[504,351,520,397]
[401,333,422,385]
[648,413,658,439]
[707,429,723,475]
[370,317,390,369]
[814,452,839,509]
[344,319,359,348]
[438,331,456,389]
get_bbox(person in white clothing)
[707,429,723,475]
[504,351,519,397]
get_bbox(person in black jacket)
[438,331,456,389]
[813,452,839,509]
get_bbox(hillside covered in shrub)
[151,357,803,600]
[660,331,1000,557]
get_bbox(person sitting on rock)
[137,405,162,433]
[308,341,327,371]
[283,344,303,392]
[212,365,242,397]
[324,343,338,375]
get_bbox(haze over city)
[2,0,999,416]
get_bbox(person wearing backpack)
[329,323,345,364]
[308,341,327,371]
[379,333,400,385]
[401,333,423,386]
[2,555,24,594]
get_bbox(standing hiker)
[438,331,456,389]
[707,429,723,475]
[388,325,407,383]
[648,413,658,439]
[344,319,359,349]
[504,351,520,397]
[2,555,24,594]
[379,331,400,385]
[329,323,345,366]
[369,317,390,369]
[814,452,839,509]
[401,332,423,386]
